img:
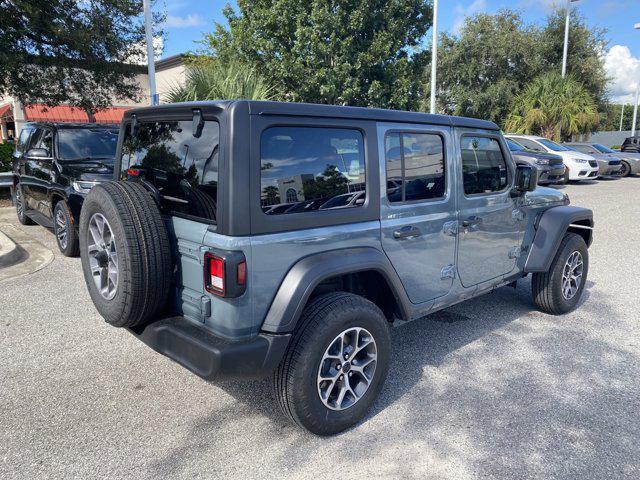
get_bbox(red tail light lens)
[205,253,225,296]
[126,168,144,177]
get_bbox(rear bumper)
[129,317,291,380]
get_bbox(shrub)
[0,143,14,173]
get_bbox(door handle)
[462,216,482,228]
[393,226,422,239]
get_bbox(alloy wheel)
[15,187,24,219]
[317,327,377,411]
[55,207,68,250]
[561,251,584,300]
[87,213,119,300]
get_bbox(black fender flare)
[524,205,593,273]
[260,247,411,334]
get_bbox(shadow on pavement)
[145,277,639,479]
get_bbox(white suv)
[505,134,599,182]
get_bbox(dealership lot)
[1,178,639,479]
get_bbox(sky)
[158,0,640,104]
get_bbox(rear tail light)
[126,168,145,177]
[204,251,246,298]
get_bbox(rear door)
[119,116,221,323]
[455,131,525,287]
[379,123,457,304]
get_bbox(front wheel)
[531,233,589,315]
[619,161,631,178]
[54,201,79,257]
[15,184,35,225]
[274,292,391,435]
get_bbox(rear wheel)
[79,181,172,328]
[532,233,589,315]
[15,184,35,225]
[274,292,391,435]
[53,201,79,257]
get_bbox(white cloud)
[603,45,640,104]
[165,14,205,28]
[453,0,487,34]
[517,0,561,11]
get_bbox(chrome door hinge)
[443,221,458,237]
[441,264,456,280]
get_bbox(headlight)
[535,158,549,165]
[573,158,588,164]
[72,181,99,194]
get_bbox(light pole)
[143,0,158,105]
[429,0,439,114]
[561,0,580,77]
[632,23,640,136]
[619,104,625,131]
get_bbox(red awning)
[0,104,12,119]
[24,105,130,124]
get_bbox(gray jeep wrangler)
[79,101,593,435]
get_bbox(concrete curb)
[0,228,21,268]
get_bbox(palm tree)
[166,60,275,102]
[505,73,599,141]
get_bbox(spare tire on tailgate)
[79,181,172,328]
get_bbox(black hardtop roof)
[123,100,500,131]
[25,122,119,130]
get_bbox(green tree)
[505,73,599,141]
[436,8,608,127]
[166,60,275,102]
[302,165,349,199]
[435,10,543,123]
[203,0,433,109]
[598,104,635,132]
[0,1,160,114]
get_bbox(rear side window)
[461,136,509,195]
[385,132,445,203]
[260,127,365,215]
[120,120,219,223]
[511,137,541,151]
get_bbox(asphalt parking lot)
[1,178,639,479]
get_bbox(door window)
[16,128,33,154]
[260,127,365,215]
[385,132,445,203]
[461,136,509,195]
[34,129,53,156]
[511,137,542,151]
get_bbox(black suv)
[12,122,119,256]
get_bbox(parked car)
[12,122,119,256]
[563,143,623,177]
[505,134,599,181]
[591,143,640,177]
[621,136,640,153]
[505,138,565,185]
[79,101,593,435]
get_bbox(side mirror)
[26,148,50,159]
[512,164,538,196]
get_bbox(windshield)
[506,139,526,151]
[120,120,219,223]
[57,128,119,160]
[537,139,570,151]
[593,143,615,153]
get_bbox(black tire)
[14,183,35,225]
[79,181,172,328]
[53,200,79,257]
[274,292,391,435]
[561,169,570,185]
[532,233,589,315]
[619,161,631,178]
[181,183,217,221]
